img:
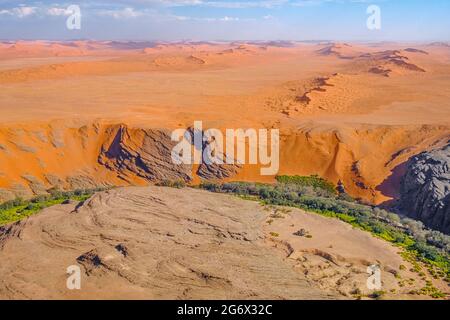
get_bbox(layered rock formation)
[397,143,450,234]
[98,125,193,183]
[0,186,333,299]
[2,186,447,299]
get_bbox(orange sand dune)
[0,42,290,83]
[0,41,449,204]
[0,40,106,59]
[316,43,364,59]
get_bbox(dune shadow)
[376,161,408,208]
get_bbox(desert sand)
[0,186,445,299]
[1,40,450,300]
[0,41,449,205]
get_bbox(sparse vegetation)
[270,209,285,219]
[0,187,106,226]
[293,228,312,238]
[293,228,308,237]
[155,179,186,189]
[269,232,280,237]
[369,290,386,300]
[199,176,450,288]
[350,288,363,300]
[276,175,336,195]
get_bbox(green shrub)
[0,187,108,226]
[0,198,25,210]
[276,175,336,194]
[412,241,441,261]
[156,179,186,189]
[369,290,386,300]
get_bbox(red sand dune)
[0,41,449,205]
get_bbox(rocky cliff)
[98,125,193,183]
[0,120,448,204]
[398,143,450,234]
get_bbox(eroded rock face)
[196,162,241,180]
[98,125,242,184]
[2,186,446,299]
[398,143,450,234]
[98,125,193,183]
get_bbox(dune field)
[0,40,449,204]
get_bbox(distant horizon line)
[1,39,449,44]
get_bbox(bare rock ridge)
[294,75,335,106]
[361,50,426,76]
[98,124,241,183]
[190,127,242,180]
[404,48,429,55]
[397,143,450,234]
[316,43,359,59]
[0,186,333,299]
[98,125,193,183]
[0,122,243,203]
[316,44,426,76]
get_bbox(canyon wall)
[0,121,448,205]
[397,143,450,234]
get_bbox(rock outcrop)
[98,125,193,183]
[0,120,447,205]
[0,186,332,299]
[397,143,450,234]
[98,125,242,183]
[1,186,447,299]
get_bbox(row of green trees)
[0,187,106,226]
